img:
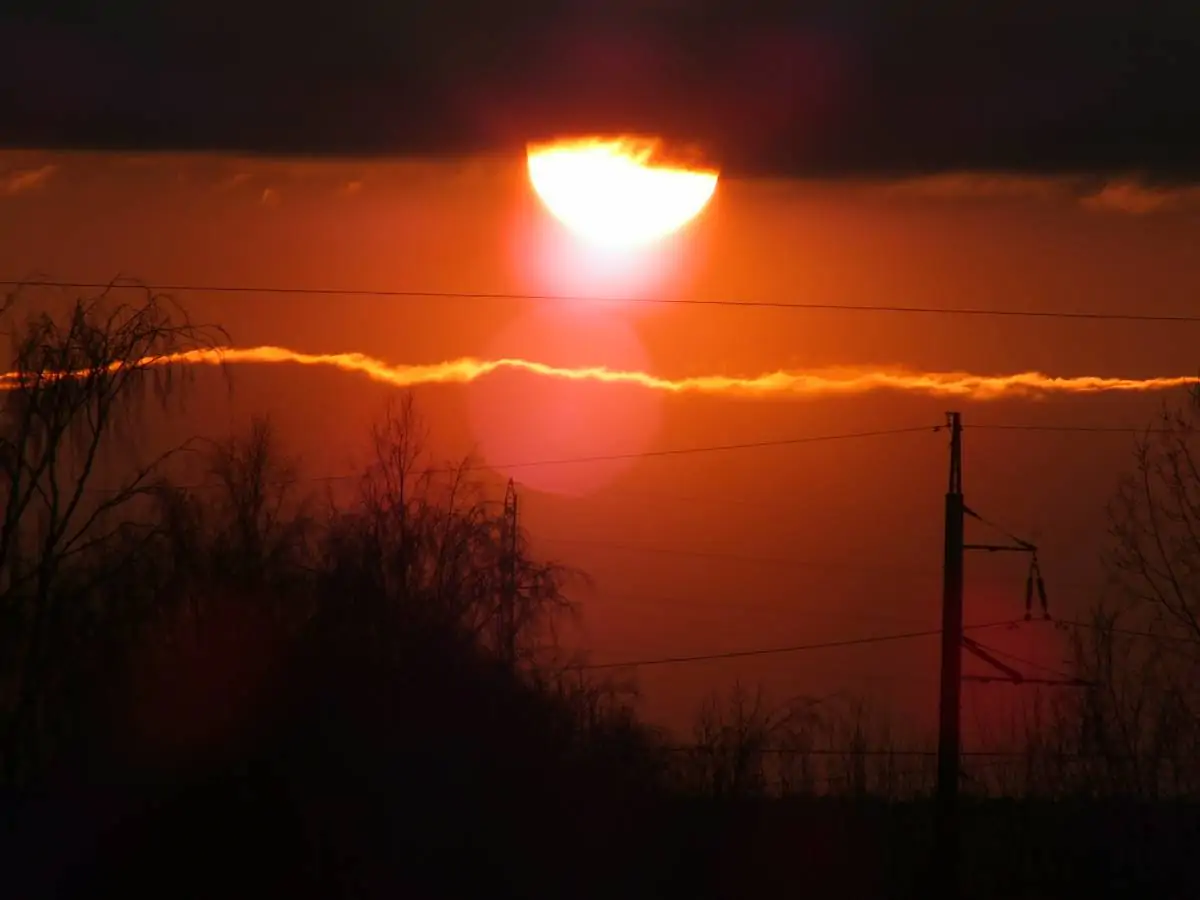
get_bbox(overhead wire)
[576,618,1027,670]
[536,536,939,578]
[74,419,1164,497]
[969,424,1174,435]
[543,538,1108,598]
[3,287,1172,658]
[492,425,939,469]
[1056,619,1200,644]
[5,278,1200,324]
[5,284,1192,706]
[79,423,938,494]
[659,747,1105,758]
[595,590,939,632]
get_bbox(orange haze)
[2,149,1199,742]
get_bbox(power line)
[6,278,1200,324]
[1057,619,1199,644]
[529,484,790,510]
[547,538,1103,597]
[577,619,1027,670]
[662,746,947,756]
[539,536,938,578]
[81,418,1160,498]
[970,424,1173,435]
[499,425,938,469]
[547,540,1104,597]
[598,590,938,630]
[111,423,936,493]
[205,420,1157,486]
[662,746,1190,760]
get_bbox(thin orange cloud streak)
[3,345,1193,401]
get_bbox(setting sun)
[526,136,719,249]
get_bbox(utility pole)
[936,411,965,897]
[500,478,519,665]
[929,413,1072,895]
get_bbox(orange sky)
[2,148,1198,742]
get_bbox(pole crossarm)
[963,636,1093,688]
[962,636,1025,683]
[964,543,1035,553]
[963,504,1038,552]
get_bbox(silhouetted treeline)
[2,285,1199,898]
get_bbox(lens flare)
[526,136,718,249]
[465,309,662,497]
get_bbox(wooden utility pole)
[936,411,965,897]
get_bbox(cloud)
[5,8,1199,180]
[872,171,1200,216]
[877,173,1072,203]
[216,172,252,191]
[2,164,56,195]
[0,151,498,204]
[5,149,1199,217]
[203,157,379,197]
[1079,180,1200,216]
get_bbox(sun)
[526,136,719,249]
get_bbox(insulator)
[1024,570,1034,621]
[1036,570,1050,620]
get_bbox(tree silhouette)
[1108,394,1200,645]
[0,284,221,788]
[319,393,584,664]
[1080,390,1200,794]
[5,283,1200,898]
[140,415,317,636]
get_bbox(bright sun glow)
[526,136,719,249]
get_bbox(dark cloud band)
[2,4,1198,178]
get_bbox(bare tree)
[130,414,316,640]
[1053,605,1200,798]
[1108,395,1200,647]
[317,393,583,664]
[680,683,826,799]
[525,660,670,788]
[202,416,314,608]
[1058,390,1200,798]
[0,282,221,786]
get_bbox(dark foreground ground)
[6,788,1198,899]
[2,620,1195,898]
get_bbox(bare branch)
[0,280,223,787]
